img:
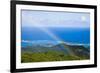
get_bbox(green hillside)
[21,43,90,63]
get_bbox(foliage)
[21,51,89,63]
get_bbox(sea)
[21,27,90,47]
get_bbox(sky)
[21,10,90,28]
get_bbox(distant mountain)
[22,42,90,59]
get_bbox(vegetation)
[21,51,89,63]
[21,43,90,63]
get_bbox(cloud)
[22,10,90,28]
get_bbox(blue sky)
[22,10,90,28]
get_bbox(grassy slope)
[21,51,89,63]
[21,43,90,63]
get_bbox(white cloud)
[22,10,90,28]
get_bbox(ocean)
[21,27,90,47]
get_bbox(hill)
[21,42,90,63]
